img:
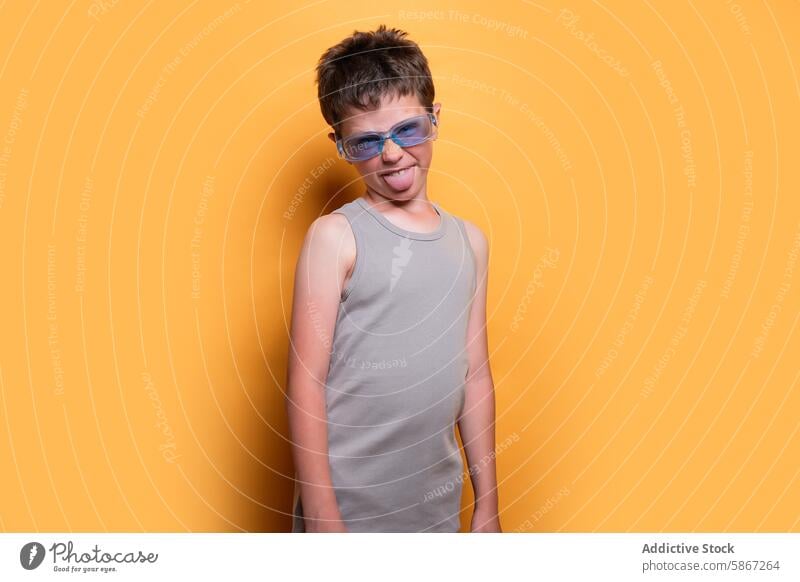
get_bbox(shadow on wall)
[249,148,356,532]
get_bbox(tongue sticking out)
[381,166,415,191]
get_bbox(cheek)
[355,160,382,179]
[404,143,433,166]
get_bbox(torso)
[292,195,477,533]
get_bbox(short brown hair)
[315,24,435,135]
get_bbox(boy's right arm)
[286,213,353,532]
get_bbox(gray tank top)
[291,196,477,532]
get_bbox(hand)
[470,505,502,532]
[304,514,349,533]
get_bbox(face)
[328,92,441,201]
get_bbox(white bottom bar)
[1,533,797,581]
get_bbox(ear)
[432,102,442,123]
[327,131,336,143]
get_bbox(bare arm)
[286,213,353,532]
[457,221,502,532]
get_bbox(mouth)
[378,164,416,177]
[378,164,416,191]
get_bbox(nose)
[381,137,403,162]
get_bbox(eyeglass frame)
[333,112,439,162]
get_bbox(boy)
[286,24,500,533]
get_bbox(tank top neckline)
[355,196,446,241]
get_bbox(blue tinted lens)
[393,117,430,145]
[343,134,382,160]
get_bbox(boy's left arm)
[457,221,502,533]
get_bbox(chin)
[376,183,420,199]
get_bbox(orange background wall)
[0,0,798,532]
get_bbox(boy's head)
[316,25,441,200]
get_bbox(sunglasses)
[335,113,438,162]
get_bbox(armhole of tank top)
[333,208,364,303]
[455,216,478,297]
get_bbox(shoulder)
[299,209,355,272]
[304,207,352,243]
